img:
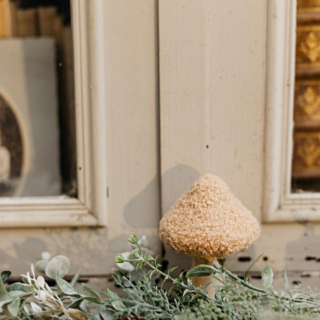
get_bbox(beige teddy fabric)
[159,174,261,259]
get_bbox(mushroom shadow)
[123,164,201,271]
[160,164,201,271]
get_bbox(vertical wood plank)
[104,0,161,244]
[159,0,266,218]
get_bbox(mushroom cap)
[159,174,261,259]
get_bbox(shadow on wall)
[122,164,201,271]
[159,164,201,271]
[123,174,161,229]
[124,164,200,225]
[0,228,110,274]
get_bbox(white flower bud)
[37,276,45,288]
[37,290,47,302]
[41,252,51,261]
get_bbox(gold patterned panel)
[296,26,320,68]
[298,0,320,10]
[293,131,320,177]
[295,81,320,120]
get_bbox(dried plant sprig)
[2,235,320,320]
[114,235,320,320]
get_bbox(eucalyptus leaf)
[45,255,70,279]
[0,274,6,294]
[0,297,14,307]
[186,264,216,278]
[1,291,30,300]
[6,283,28,293]
[82,284,101,303]
[262,266,274,290]
[30,301,42,313]
[56,278,79,296]
[7,299,20,317]
[1,271,11,284]
[34,260,48,276]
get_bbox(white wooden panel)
[104,0,161,251]
[0,0,160,275]
[159,0,266,216]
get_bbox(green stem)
[214,265,320,306]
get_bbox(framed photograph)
[0,39,61,197]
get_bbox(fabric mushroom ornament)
[159,174,261,295]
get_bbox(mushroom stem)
[191,257,217,297]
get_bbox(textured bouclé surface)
[159,174,261,259]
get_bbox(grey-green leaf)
[1,271,11,284]
[183,289,193,297]
[244,253,264,282]
[56,278,79,296]
[106,289,126,312]
[1,291,30,300]
[6,283,28,293]
[284,268,291,292]
[82,284,101,303]
[45,255,70,279]
[31,301,42,313]
[34,260,48,276]
[7,299,20,317]
[0,273,6,294]
[186,265,216,278]
[262,266,274,289]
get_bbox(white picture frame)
[263,0,320,222]
[0,0,107,228]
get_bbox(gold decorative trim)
[296,63,320,68]
[296,80,320,85]
[295,83,320,120]
[296,27,320,65]
[297,0,320,10]
[297,25,320,31]
[298,8,320,13]
[293,132,320,170]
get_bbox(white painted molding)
[263,0,320,222]
[0,0,107,228]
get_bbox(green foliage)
[1,234,320,320]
